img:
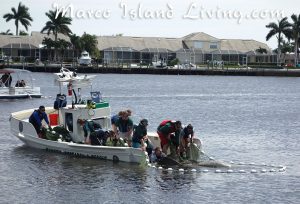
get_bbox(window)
[210,43,218,49]
[194,41,203,49]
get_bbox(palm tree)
[256,47,268,54]
[290,14,300,66]
[80,32,99,57]
[42,37,55,61]
[281,40,293,63]
[69,34,82,59]
[3,2,33,35]
[266,17,291,66]
[56,39,71,62]
[41,10,72,61]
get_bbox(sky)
[0,0,299,49]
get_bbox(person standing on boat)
[29,106,49,138]
[111,109,132,132]
[1,73,12,87]
[113,110,133,146]
[179,124,194,158]
[157,120,182,155]
[132,119,153,156]
[111,111,123,131]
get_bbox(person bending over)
[113,111,133,146]
[29,106,49,138]
[157,120,182,155]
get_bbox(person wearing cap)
[132,119,153,155]
[179,124,194,158]
[29,106,50,138]
[157,120,182,154]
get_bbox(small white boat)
[0,68,41,99]
[77,51,92,66]
[10,68,207,164]
[152,56,167,68]
[152,60,167,68]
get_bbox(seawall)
[6,64,300,77]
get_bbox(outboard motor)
[91,91,101,103]
[54,94,67,109]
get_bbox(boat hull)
[10,106,202,165]
[78,58,92,65]
[10,112,147,164]
[0,94,41,99]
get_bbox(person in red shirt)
[157,120,182,154]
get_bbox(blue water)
[0,73,299,204]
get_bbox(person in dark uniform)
[1,73,12,87]
[29,106,49,138]
[90,130,115,146]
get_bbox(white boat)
[77,51,92,66]
[0,68,42,99]
[9,68,207,165]
[152,56,167,68]
[152,60,167,68]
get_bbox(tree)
[281,40,293,63]
[56,39,71,61]
[80,33,99,58]
[3,2,33,35]
[41,10,72,61]
[255,47,268,54]
[19,30,28,36]
[69,34,82,58]
[266,17,291,65]
[42,37,55,61]
[290,14,300,66]
[42,37,71,61]
[0,29,13,35]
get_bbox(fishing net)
[185,142,230,168]
[188,142,212,162]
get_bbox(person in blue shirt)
[111,113,120,131]
[29,106,49,138]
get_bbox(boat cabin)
[57,103,111,143]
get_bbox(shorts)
[157,131,169,147]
